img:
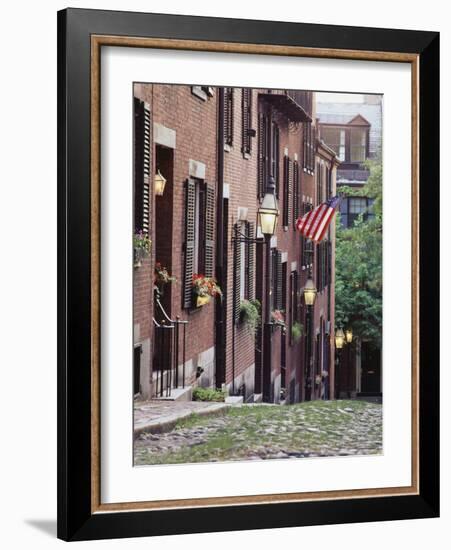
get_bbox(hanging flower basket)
[133,231,151,268]
[196,295,211,307]
[154,262,176,288]
[192,274,222,307]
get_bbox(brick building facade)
[133,84,338,404]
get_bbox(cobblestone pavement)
[134,400,382,465]
[134,399,228,435]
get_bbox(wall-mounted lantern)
[154,170,167,196]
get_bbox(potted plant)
[239,299,261,335]
[291,321,304,343]
[133,231,151,267]
[154,262,176,295]
[192,274,222,307]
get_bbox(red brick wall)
[135,84,218,387]
[132,84,336,401]
[223,88,259,389]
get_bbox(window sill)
[191,86,208,102]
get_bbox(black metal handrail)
[153,294,188,397]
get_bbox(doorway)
[360,342,381,393]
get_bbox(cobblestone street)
[134,400,382,465]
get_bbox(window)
[271,121,280,197]
[321,125,368,164]
[321,127,345,162]
[316,161,325,205]
[241,88,253,156]
[271,249,283,312]
[340,197,375,228]
[133,97,151,235]
[301,202,314,267]
[326,166,332,199]
[183,178,215,309]
[283,155,292,227]
[257,109,279,198]
[191,86,214,101]
[303,122,315,172]
[239,223,246,301]
[349,197,368,226]
[292,160,300,226]
[289,271,299,346]
[350,127,366,162]
[233,222,256,323]
[316,241,328,293]
[223,87,234,147]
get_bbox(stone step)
[153,386,192,402]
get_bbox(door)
[134,345,142,395]
[360,342,381,393]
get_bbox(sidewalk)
[134,399,229,438]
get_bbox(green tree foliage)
[335,160,382,347]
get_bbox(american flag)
[295,196,341,244]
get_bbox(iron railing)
[285,90,312,116]
[153,295,188,398]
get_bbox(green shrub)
[239,299,261,335]
[291,321,304,343]
[192,387,226,402]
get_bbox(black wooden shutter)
[233,225,241,324]
[283,155,289,227]
[246,221,255,301]
[274,124,280,198]
[224,87,234,146]
[133,98,151,234]
[293,160,300,225]
[183,179,196,309]
[257,113,269,197]
[242,88,252,155]
[204,183,215,277]
[275,250,283,311]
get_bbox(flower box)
[196,295,211,307]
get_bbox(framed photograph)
[57,8,439,541]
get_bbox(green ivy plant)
[239,299,261,336]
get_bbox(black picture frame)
[57,8,439,541]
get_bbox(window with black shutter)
[293,160,300,226]
[289,271,299,346]
[242,88,253,156]
[183,179,215,309]
[234,221,256,324]
[283,155,293,228]
[258,109,279,198]
[271,250,283,312]
[224,87,234,148]
[303,122,316,173]
[246,222,256,301]
[326,166,332,199]
[204,184,215,277]
[233,226,241,324]
[257,112,268,198]
[133,98,151,235]
[301,202,314,267]
[271,121,280,198]
[183,179,196,309]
